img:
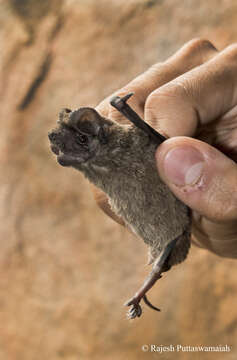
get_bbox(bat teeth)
[50,145,59,155]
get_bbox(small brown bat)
[48,93,191,319]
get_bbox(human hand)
[94,39,237,258]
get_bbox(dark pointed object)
[110,93,166,145]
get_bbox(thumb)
[156,137,237,222]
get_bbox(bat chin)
[57,154,79,167]
[57,153,84,167]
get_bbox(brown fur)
[49,108,191,268]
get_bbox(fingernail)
[163,146,204,186]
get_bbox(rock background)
[1,0,237,359]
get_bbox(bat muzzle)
[48,128,90,167]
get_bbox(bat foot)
[124,239,178,319]
[125,301,142,319]
[125,294,161,319]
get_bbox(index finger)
[96,39,218,124]
[145,44,237,137]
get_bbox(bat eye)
[76,133,88,145]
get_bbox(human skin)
[93,39,237,259]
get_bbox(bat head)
[48,107,109,168]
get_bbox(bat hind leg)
[125,238,177,319]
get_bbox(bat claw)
[126,303,142,319]
[110,92,166,144]
[124,294,161,319]
[110,92,134,110]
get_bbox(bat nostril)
[48,131,67,153]
[48,132,57,142]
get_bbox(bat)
[48,93,191,319]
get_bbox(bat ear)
[69,108,110,142]
[73,108,98,123]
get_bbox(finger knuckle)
[145,88,159,108]
[223,43,237,60]
[145,88,166,114]
[146,82,187,110]
[185,38,216,55]
[145,85,187,124]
